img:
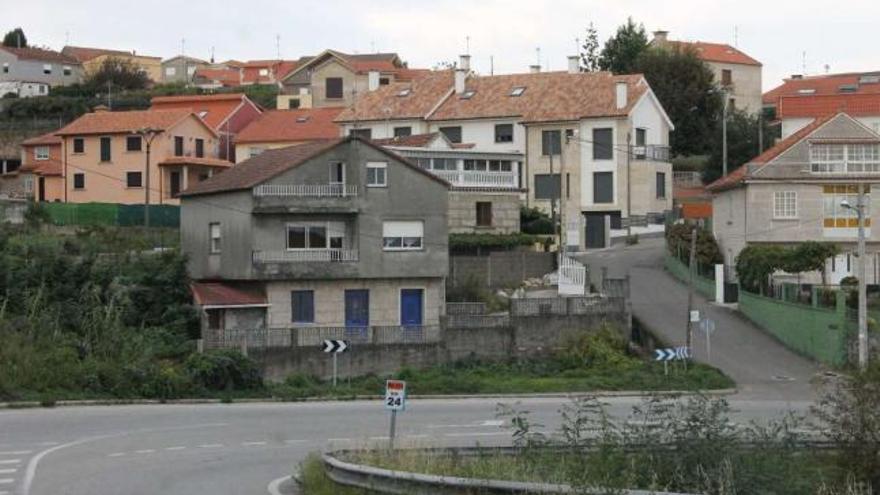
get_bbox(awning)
[191,282,268,308]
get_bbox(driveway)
[575,238,822,402]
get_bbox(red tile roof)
[19,159,62,176]
[194,68,242,87]
[0,46,78,64]
[55,109,209,136]
[777,94,880,119]
[21,131,62,146]
[681,202,713,219]
[706,113,838,192]
[372,133,442,148]
[664,40,761,66]
[191,282,267,307]
[235,107,343,144]
[335,70,455,122]
[158,156,233,168]
[763,72,880,106]
[150,93,259,130]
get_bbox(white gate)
[558,255,587,296]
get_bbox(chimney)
[615,81,628,109]
[93,104,110,113]
[567,55,580,74]
[368,70,380,91]
[454,68,467,94]
[791,74,803,80]
[529,64,541,74]
[652,30,669,44]
[459,54,471,72]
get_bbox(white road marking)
[267,475,290,495]
[242,441,267,446]
[34,442,58,447]
[134,449,155,454]
[0,450,31,455]
[405,434,429,439]
[199,444,223,449]
[107,453,125,457]
[283,439,306,444]
[444,432,507,438]
[0,460,19,465]
[326,438,351,442]
[165,446,186,451]
[0,469,15,474]
[369,436,389,440]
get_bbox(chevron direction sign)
[321,339,349,353]
[654,347,690,361]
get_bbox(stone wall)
[448,190,521,234]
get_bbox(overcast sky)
[10,0,880,90]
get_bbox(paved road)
[0,396,810,495]
[576,237,822,401]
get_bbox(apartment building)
[54,107,231,204]
[763,71,880,138]
[336,56,674,248]
[650,30,763,114]
[709,112,880,284]
[62,45,162,82]
[180,137,449,337]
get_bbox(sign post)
[654,346,691,375]
[321,340,350,387]
[384,379,406,449]
[699,318,716,362]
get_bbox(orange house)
[19,131,64,202]
[55,107,232,205]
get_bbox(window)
[126,136,142,152]
[195,138,204,158]
[24,177,33,193]
[430,158,456,171]
[397,88,411,97]
[34,146,49,160]
[100,137,111,162]
[258,68,269,76]
[488,160,512,172]
[165,67,177,76]
[509,86,526,97]
[2,63,8,73]
[542,130,561,155]
[460,90,476,99]
[383,221,424,250]
[534,174,561,200]
[63,66,71,76]
[393,126,412,137]
[349,128,372,139]
[39,85,46,94]
[476,202,492,227]
[379,77,390,85]
[773,191,797,219]
[73,137,84,153]
[463,159,487,171]
[656,172,666,199]
[291,290,315,324]
[73,173,85,190]
[126,171,143,188]
[209,223,221,253]
[593,171,614,203]
[592,128,613,160]
[287,224,327,249]
[249,146,265,158]
[721,69,732,86]
[42,64,51,75]
[206,309,223,329]
[635,128,647,159]
[174,136,184,156]
[439,126,462,144]
[326,77,343,99]
[329,161,345,185]
[495,124,514,143]
[367,162,387,187]
[823,185,871,228]
[811,144,880,173]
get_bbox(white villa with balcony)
[709,112,880,284]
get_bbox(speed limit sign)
[385,379,406,411]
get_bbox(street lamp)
[131,127,162,228]
[841,190,869,369]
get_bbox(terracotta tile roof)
[393,68,432,82]
[0,46,78,64]
[162,55,209,65]
[777,94,880,119]
[663,40,761,66]
[150,94,259,130]
[763,72,880,105]
[55,109,202,136]
[19,159,62,176]
[428,72,647,123]
[194,68,242,86]
[191,282,267,307]
[61,45,159,62]
[158,156,233,168]
[181,136,448,197]
[706,113,838,192]
[335,70,455,122]
[21,131,62,146]
[681,202,712,219]
[235,107,343,144]
[372,133,441,148]
[673,186,710,200]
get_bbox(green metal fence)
[664,255,716,300]
[42,203,179,228]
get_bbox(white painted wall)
[782,116,880,139]
[630,93,670,146]
[426,119,525,153]
[340,120,430,139]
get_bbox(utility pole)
[857,184,868,369]
[758,112,764,155]
[133,127,161,229]
[686,226,698,352]
[626,132,632,238]
[560,132,567,253]
[722,92,729,177]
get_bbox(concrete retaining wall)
[449,251,555,289]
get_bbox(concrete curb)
[0,389,738,410]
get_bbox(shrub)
[184,350,263,392]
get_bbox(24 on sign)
[385,379,406,411]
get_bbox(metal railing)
[632,145,670,162]
[253,184,359,197]
[446,314,511,328]
[558,255,587,296]
[202,325,442,350]
[446,302,488,315]
[252,249,359,263]
[673,171,703,188]
[431,170,518,188]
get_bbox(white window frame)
[811,143,880,173]
[285,221,345,250]
[209,223,221,254]
[382,220,424,251]
[34,146,50,161]
[42,63,51,75]
[329,161,346,186]
[63,65,72,76]
[258,68,269,76]
[773,191,798,219]
[165,66,177,76]
[24,177,34,193]
[249,146,265,158]
[366,162,387,187]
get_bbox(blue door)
[345,290,369,340]
[400,289,424,327]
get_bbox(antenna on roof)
[575,37,580,55]
[825,64,830,74]
[276,34,281,60]
[536,47,541,65]
[802,51,807,75]
[490,55,494,76]
[181,38,185,56]
[210,46,215,64]
[465,36,470,55]
[734,25,738,47]
[65,31,70,46]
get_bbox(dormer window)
[397,88,411,97]
[296,116,309,123]
[839,84,858,93]
[197,110,208,119]
[259,68,269,76]
[460,90,476,99]
[509,86,526,97]
[797,88,816,94]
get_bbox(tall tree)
[83,57,150,92]
[634,45,723,157]
[580,22,600,72]
[598,17,648,74]
[702,108,776,184]
[2,28,27,48]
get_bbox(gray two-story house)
[0,46,82,95]
[180,137,450,342]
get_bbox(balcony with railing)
[632,145,671,162]
[253,249,359,263]
[252,183,360,213]
[431,170,519,189]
